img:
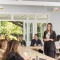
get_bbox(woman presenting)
[43,23,56,58]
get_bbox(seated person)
[0,33,2,41]
[5,35,10,43]
[2,40,24,60]
[30,34,42,46]
[30,34,43,53]
[5,35,11,47]
[18,34,26,46]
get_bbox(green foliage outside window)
[0,21,23,40]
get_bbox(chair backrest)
[57,35,60,41]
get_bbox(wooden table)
[30,46,43,51]
[18,46,56,60]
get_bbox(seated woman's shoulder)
[7,52,24,60]
[15,52,24,60]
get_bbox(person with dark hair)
[5,35,10,42]
[30,34,42,46]
[5,35,11,49]
[43,23,56,58]
[18,35,26,46]
[2,40,24,60]
[30,34,43,53]
[57,35,60,41]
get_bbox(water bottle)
[36,54,38,60]
[34,43,36,46]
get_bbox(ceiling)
[6,0,60,2]
[22,0,60,2]
[0,0,60,7]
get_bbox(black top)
[30,39,42,46]
[57,35,60,41]
[43,31,56,51]
[19,40,26,46]
[6,52,24,60]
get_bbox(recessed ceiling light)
[0,5,3,10]
[52,7,58,12]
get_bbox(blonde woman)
[2,40,24,60]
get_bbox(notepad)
[32,58,35,60]
[39,58,47,60]
[32,58,47,60]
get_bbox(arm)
[43,38,50,42]
[24,41,26,46]
[53,31,56,41]
[22,40,26,46]
[30,40,34,46]
[38,39,42,46]
[50,31,56,42]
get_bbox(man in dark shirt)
[30,34,42,46]
[19,35,26,46]
[30,34,43,53]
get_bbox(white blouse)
[46,32,50,39]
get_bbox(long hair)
[5,35,10,42]
[46,23,53,34]
[2,40,19,60]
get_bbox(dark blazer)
[19,40,26,46]
[6,52,24,60]
[30,39,42,46]
[43,31,56,51]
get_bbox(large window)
[37,23,46,39]
[0,13,50,46]
[0,21,23,40]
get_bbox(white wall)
[50,12,60,35]
[0,5,60,35]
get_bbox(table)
[56,45,60,50]
[18,46,56,60]
[30,46,43,51]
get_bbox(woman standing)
[43,23,56,58]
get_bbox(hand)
[51,39,53,41]
[34,43,37,46]
[38,44,40,46]
[44,39,50,42]
[22,45,25,47]
[46,38,50,41]
[49,39,53,41]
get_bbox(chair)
[57,35,60,41]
